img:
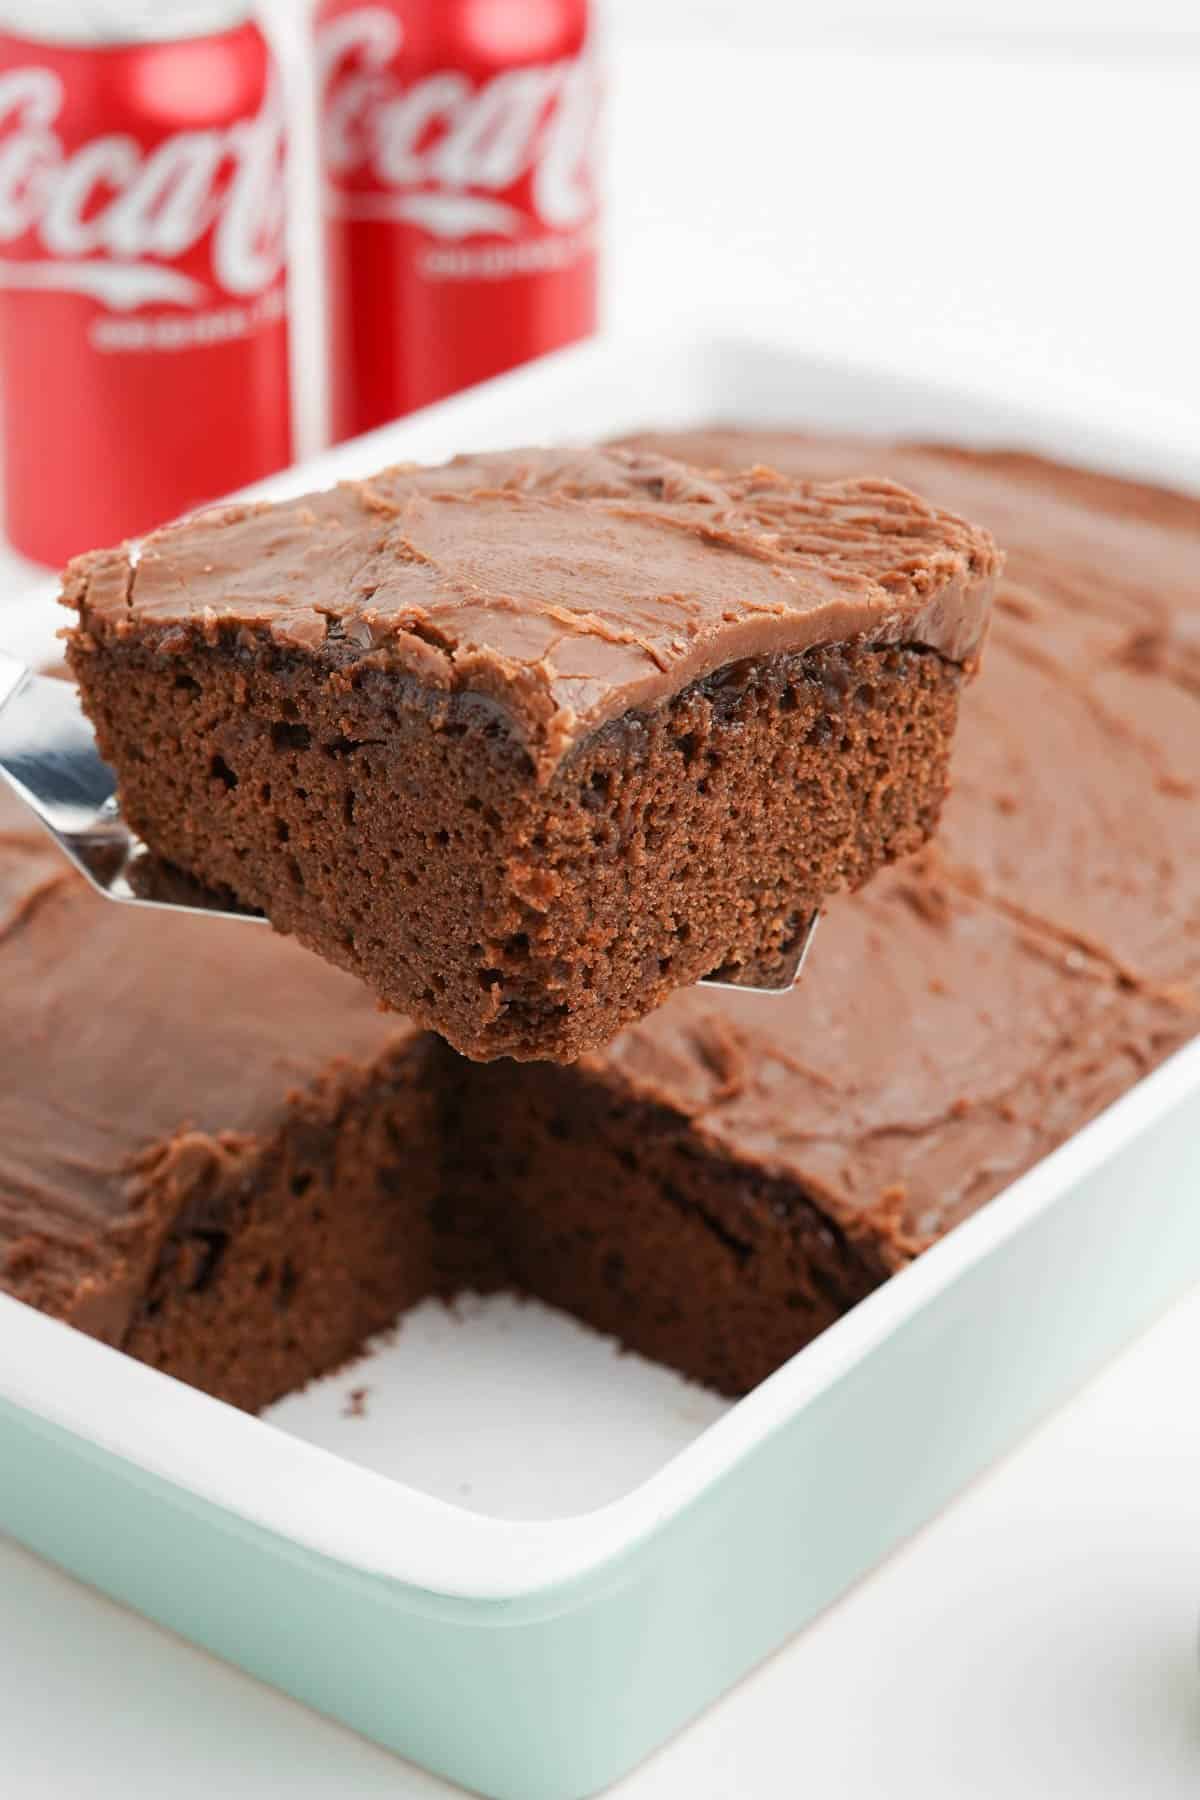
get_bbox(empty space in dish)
[267,1295,727,1519]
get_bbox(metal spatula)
[0,651,817,989]
[0,651,265,923]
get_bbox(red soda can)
[314,0,600,442]
[0,3,291,568]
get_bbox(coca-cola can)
[314,0,600,442]
[0,2,292,567]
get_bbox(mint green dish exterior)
[2,1039,1198,1800]
[2,339,1198,1799]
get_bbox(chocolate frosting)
[63,447,999,777]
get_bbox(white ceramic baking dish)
[2,333,1198,1800]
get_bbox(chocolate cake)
[0,791,449,1412]
[4,439,1196,1407]
[63,447,998,1061]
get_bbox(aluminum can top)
[0,2,252,47]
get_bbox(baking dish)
[1,332,1198,1800]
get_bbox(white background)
[2,3,1200,1796]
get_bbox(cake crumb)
[342,1385,370,1419]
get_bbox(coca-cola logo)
[0,67,286,309]
[316,7,598,240]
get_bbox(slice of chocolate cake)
[0,782,444,1414]
[63,447,998,1062]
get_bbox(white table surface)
[3,23,1199,1798]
